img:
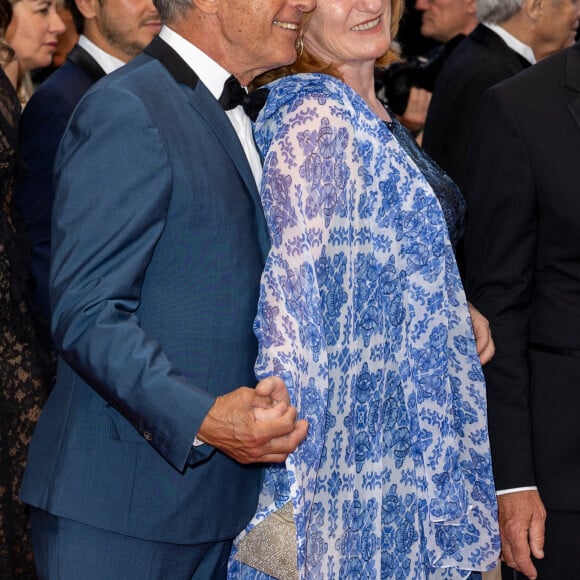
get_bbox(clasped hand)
[196,376,308,464]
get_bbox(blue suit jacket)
[20,37,271,544]
[16,45,105,320]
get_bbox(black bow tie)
[218,75,268,122]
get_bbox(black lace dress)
[0,66,53,579]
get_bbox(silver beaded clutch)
[235,501,298,580]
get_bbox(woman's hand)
[468,302,495,365]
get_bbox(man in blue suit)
[19,0,313,575]
[16,0,161,323]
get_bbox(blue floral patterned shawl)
[230,73,499,579]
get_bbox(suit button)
[143,431,153,441]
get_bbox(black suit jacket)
[423,24,531,194]
[16,45,105,320]
[464,41,580,511]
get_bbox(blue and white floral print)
[229,73,499,579]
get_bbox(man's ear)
[74,0,99,20]
[465,0,477,16]
[523,0,544,22]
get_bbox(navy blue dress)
[387,115,466,251]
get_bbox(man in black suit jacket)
[415,0,478,45]
[423,0,579,195]
[464,40,580,580]
[386,0,478,135]
[15,0,161,321]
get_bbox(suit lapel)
[144,37,261,205]
[471,24,532,73]
[66,44,106,83]
[144,36,198,90]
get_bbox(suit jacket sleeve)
[51,85,216,472]
[16,86,75,319]
[464,85,536,490]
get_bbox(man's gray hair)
[153,0,193,24]
[476,0,524,24]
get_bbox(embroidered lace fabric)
[385,116,465,253]
[0,66,52,579]
[228,73,499,580]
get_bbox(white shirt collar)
[483,22,536,65]
[159,26,232,100]
[157,26,262,186]
[77,35,127,75]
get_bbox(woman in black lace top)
[1,0,62,576]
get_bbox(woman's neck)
[339,61,391,122]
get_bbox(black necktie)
[218,75,268,122]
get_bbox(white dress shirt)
[159,26,263,187]
[77,34,126,74]
[483,22,536,65]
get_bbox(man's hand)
[468,302,495,365]
[196,376,308,464]
[498,490,546,579]
[397,86,432,138]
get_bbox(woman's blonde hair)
[252,0,404,89]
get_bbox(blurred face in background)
[52,4,77,67]
[5,0,65,73]
[91,0,161,61]
[533,0,580,60]
[415,0,476,43]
